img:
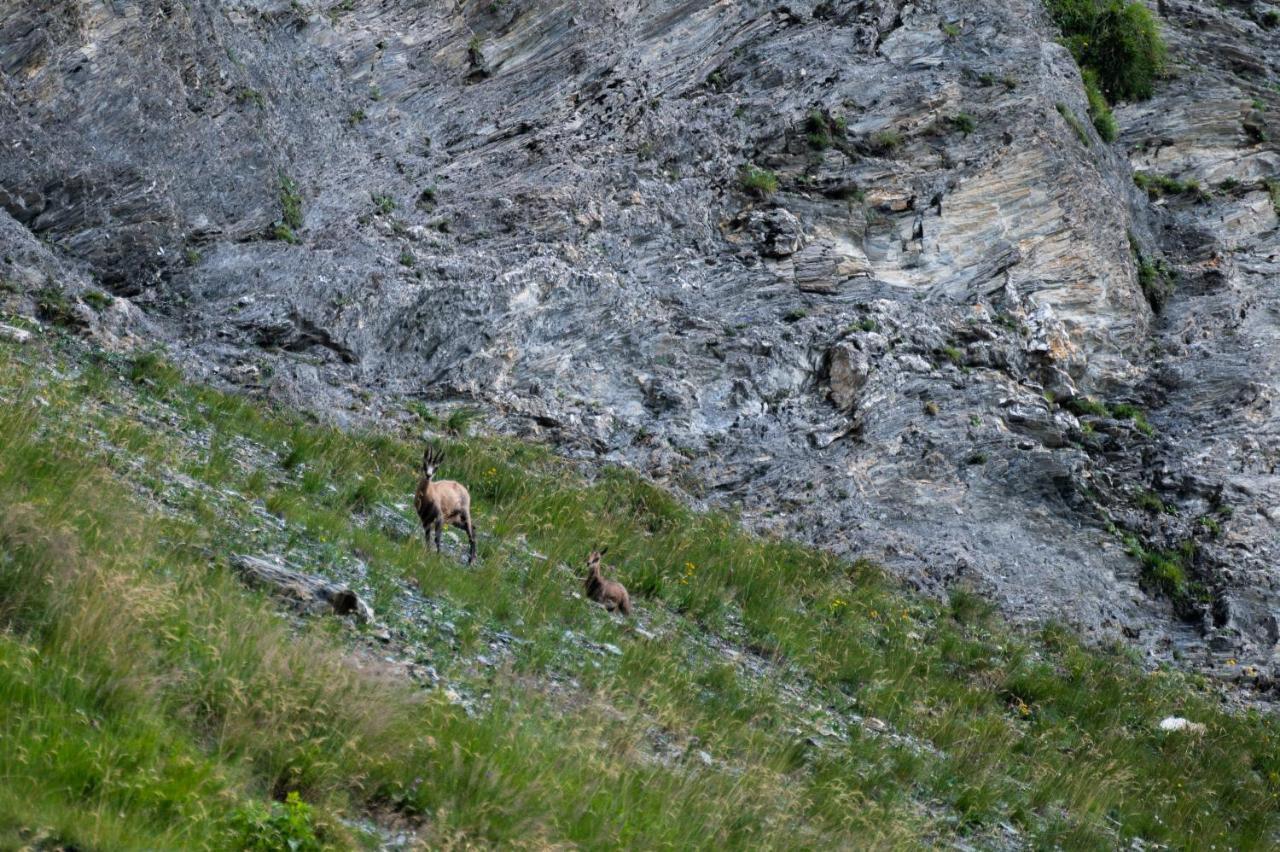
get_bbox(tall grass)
[0,336,1277,849]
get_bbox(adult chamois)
[584,548,631,615]
[414,444,476,564]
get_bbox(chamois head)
[421,444,444,479]
[587,547,608,571]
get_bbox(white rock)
[0,323,33,343]
[1158,716,1205,734]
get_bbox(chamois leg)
[434,518,443,553]
[463,513,476,564]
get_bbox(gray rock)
[2,0,1278,680]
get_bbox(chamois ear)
[599,546,608,557]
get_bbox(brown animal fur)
[414,445,476,563]
[584,548,631,615]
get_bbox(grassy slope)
[0,331,1277,850]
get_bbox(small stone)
[696,750,713,766]
[1158,716,1205,734]
[0,323,33,344]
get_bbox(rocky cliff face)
[2,0,1278,683]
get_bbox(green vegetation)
[279,174,303,230]
[34,287,77,326]
[271,173,303,243]
[0,333,1278,849]
[1063,396,1155,436]
[371,193,396,215]
[1129,234,1176,312]
[81,289,112,312]
[868,128,904,155]
[347,108,366,126]
[737,164,779,197]
[235,88,265,109]
[803,109,846,150]
[1056,103,1093,146]
[234,792,323,851]
[326,0,356,25]
[1046,0,1166,102]
[948,112,977,136]
[940,21,961,39]
[1081,69,1118,142]
[183,247,203,267]
[1267,178,1280,217]
[1122,536,1202,614]
[1133,170,1202,200]
[939,345,964,365]
[1135,489,1169,514]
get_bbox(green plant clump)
[1133,171,1202,201]
[868,128,904,155]
[34,287,78,327]
[1047,0,1166,102]
[737,164,779,197]
[948,113,977,136]
[1129,235,1176,311]
[278,173,303,230]
[1056,103,1092,146]
[233,791,323,851]
[1081,69,1118,142]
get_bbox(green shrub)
[1047,0,1166,102]
[948,113,977,136]
[868,129,904,154]
[1064,396,1108,417]
[82,289,112,312]
[1133,171,1201,200]
[278,174,303,230]
[1081,68,1118,142]
[1130,236,1175,311]
[372,193,396,215]
[738,164,779,197]
[34,287,78,326]
[1111,402,1155,436]
[233,792,323,852]
[445,406,484,437]
[1135,490,1167,514]
[128,350,183,390]
[271,223,299,244]
[805,109,835,149]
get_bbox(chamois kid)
[414,445,476,564]
[584,548,631,615]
